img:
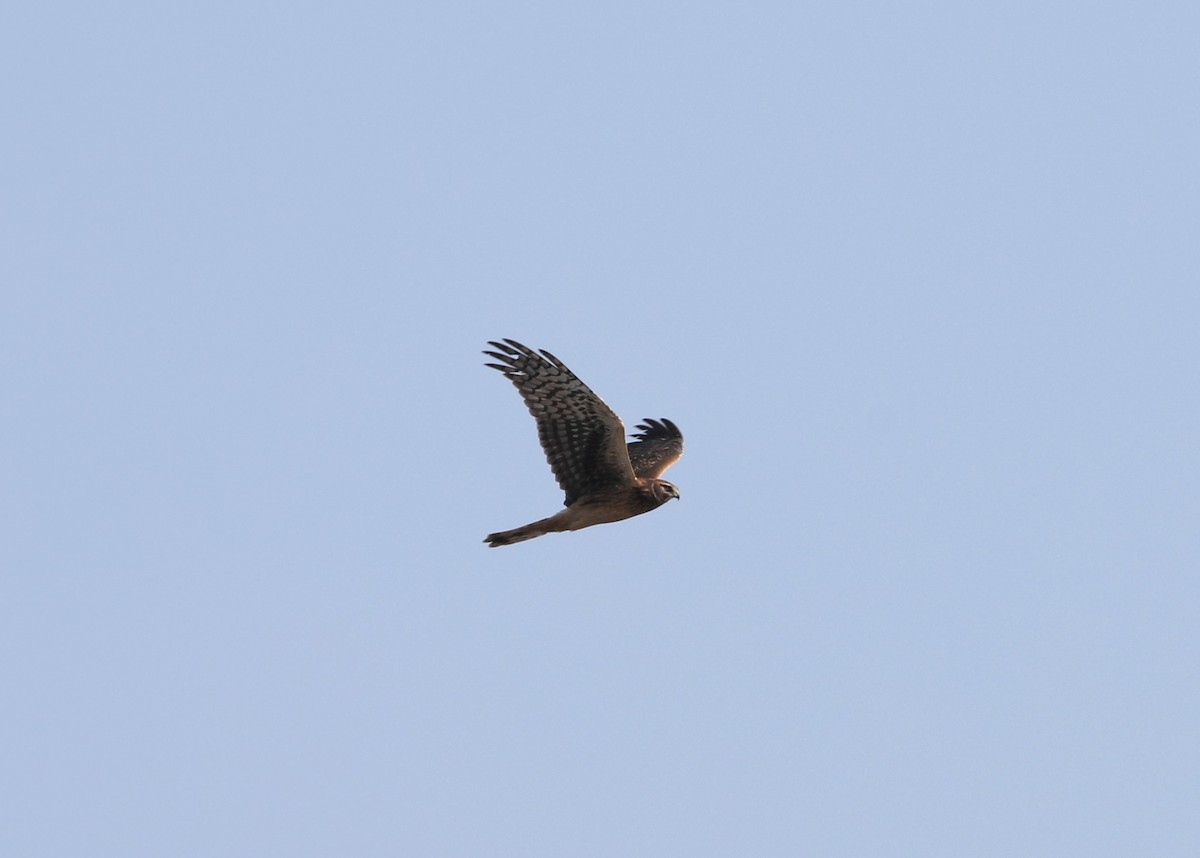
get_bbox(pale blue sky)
[3,2,1198,856]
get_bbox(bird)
[482,339,683,547]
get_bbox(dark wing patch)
[485,339,636,505]
[627,418,684,479]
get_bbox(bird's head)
[650,480,681,504]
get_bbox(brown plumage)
[483,339,683,547]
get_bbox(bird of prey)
[482,339,683,547]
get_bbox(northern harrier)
[482,339,683,547]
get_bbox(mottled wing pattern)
[484,339,636,506]
[627,418,684,479]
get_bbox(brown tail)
[483,515,564,548]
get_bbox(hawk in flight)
[483,339,683,547]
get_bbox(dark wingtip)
[632,417,681,439]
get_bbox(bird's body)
[483,483,676,547]
[482,339,683,547]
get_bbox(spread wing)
[627,418,684,479]
[485,339,636,506]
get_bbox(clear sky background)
[3,2,1198,856]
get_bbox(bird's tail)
[483,514,566,548]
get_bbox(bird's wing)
[485,339,637,506]
[627,418,684,479]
